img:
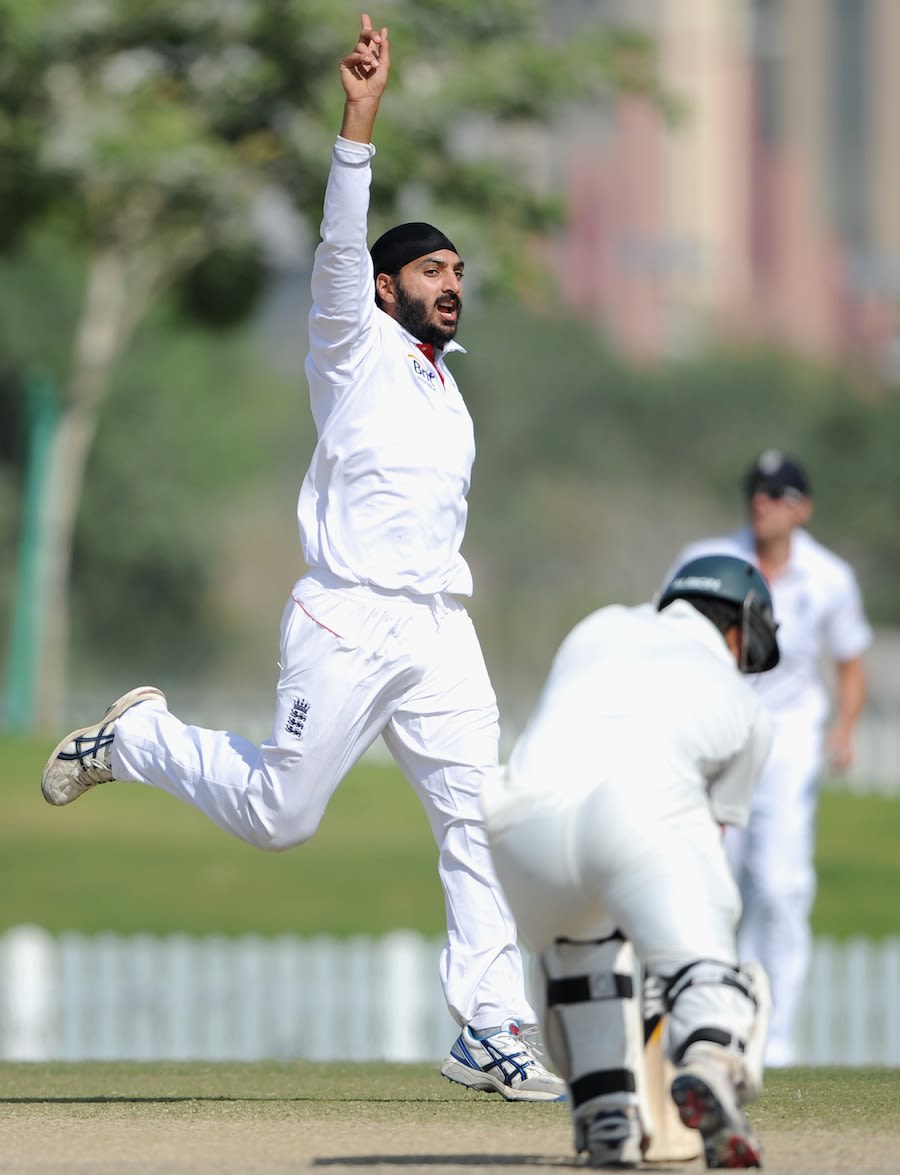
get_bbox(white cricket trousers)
[482,772,752,1064]
[724,719,822,1066]
[484,781,741,968]
[112,569,533,1033]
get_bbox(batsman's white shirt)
[299,136,474,596]
[481,601,772,968]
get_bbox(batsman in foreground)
[481,555,780,1168]
[41,13,562,1101]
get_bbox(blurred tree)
[0,0,663,728]
[460,306,900,725]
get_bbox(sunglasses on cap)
[746,480,805,504]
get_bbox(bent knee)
[245,816,321,852]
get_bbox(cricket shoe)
[41,686,166,806]
[440,1019,565,1102]
[671,1055,762,1169]
[574,1106,643,1169]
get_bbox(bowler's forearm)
[834,657,866,736]
[341,97,381,144]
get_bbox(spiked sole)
[671,1072,762,1169]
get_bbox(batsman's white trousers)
[483,778,740,970]
[724,719,822,1066]
[482,772,752,1064]
[113,569,533,1032]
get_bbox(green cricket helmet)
[658,554,780,674]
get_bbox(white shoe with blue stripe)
[440,1018,566,1102]
[41,686,166,806]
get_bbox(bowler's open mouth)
[436,297,459,323]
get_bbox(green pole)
[4,369,60,731]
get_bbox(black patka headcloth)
[370,222,459,277]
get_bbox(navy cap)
[743,449,811,498]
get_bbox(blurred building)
[548,0,900,378]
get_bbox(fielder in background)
[481,555,780,1169]
[41,12,562,1102]
[667,450,871,1067]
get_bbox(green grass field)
[3,733,900,939]
[5,738,898,1173]
[3,1059,898,1122]
[2,1061,898,1174]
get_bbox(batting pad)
[540,935,645,1121]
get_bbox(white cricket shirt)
[671,528,872,727]
[501,601,772,829]
[298,137,475,596]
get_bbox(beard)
[393,279,461,348]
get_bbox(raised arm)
[307,14,392,379]
[339,13,391,143]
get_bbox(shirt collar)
[736,524,812,576]
[378,309,467,355]
[657,598,737,668]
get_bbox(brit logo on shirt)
[408,353,438,385]
[285,697,311,738]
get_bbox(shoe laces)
[516,1023,546,1057]
[77,758,113,785]
[500,1021,554,1074]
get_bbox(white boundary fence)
[0,927,455,1064]
[3,926,900,1066]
